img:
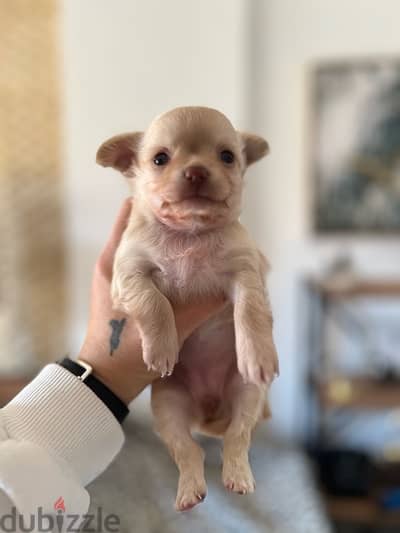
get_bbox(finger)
[98,198,132,276]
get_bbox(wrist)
[78,334,155,404]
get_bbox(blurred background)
[2,0,400,531]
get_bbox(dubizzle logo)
[54,497,66,513]
[0,495,120,532]
[53,497,66,532]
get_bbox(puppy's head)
[97,107,269,231]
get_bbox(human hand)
[78,198,226,403]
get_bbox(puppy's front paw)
[143,333,179,377]
[175,473,207,511]
[222,457,255,495]
[237,338,279,387]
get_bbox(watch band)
[58,358,129,424]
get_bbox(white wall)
[61,0,249,353]
[243,0,400,438]
[61,0,400,439]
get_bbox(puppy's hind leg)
[151,379,207,511]
[222,379,266,494]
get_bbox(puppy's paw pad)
[143,337,179,376]
[238,350,278,387]
[222,462,255,495]
[145,354,178,377]
[226,485,254,495]
[223,476,255,495]
[175,476,207,512]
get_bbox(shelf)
[324,494,400,526]
[309,279,400,299]
[0,377,31,406]
[315,377,400,410]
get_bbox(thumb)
[97,198,132,277]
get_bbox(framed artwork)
[311,58,400,233]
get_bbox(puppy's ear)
[96,132,143,176]
[239,132,269,166]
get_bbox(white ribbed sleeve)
[1,364,125,485]
[0,440,90,529]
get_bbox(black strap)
[58,358,129,424]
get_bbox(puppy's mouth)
[156,185,230,210]
[150,180,234,229]
[171,196,228,209]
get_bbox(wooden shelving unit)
[324,494,400,528]
[315,376,400,410]
[306,277,400,530]
[309,279,400,299]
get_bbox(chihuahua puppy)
[96,107,279,511]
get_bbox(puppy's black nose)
[184,165,209,184]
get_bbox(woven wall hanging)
[0,0,66,373]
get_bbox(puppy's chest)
[151,242,229,300]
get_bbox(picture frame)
[311,58,400,233]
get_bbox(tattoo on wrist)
[109,318,127,355]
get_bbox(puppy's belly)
[173,309,237,425]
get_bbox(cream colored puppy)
[97,107,279,511]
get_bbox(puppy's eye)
[220,150,235,164]
[153,152,170,166]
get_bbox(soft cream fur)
[97,107,279,511]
